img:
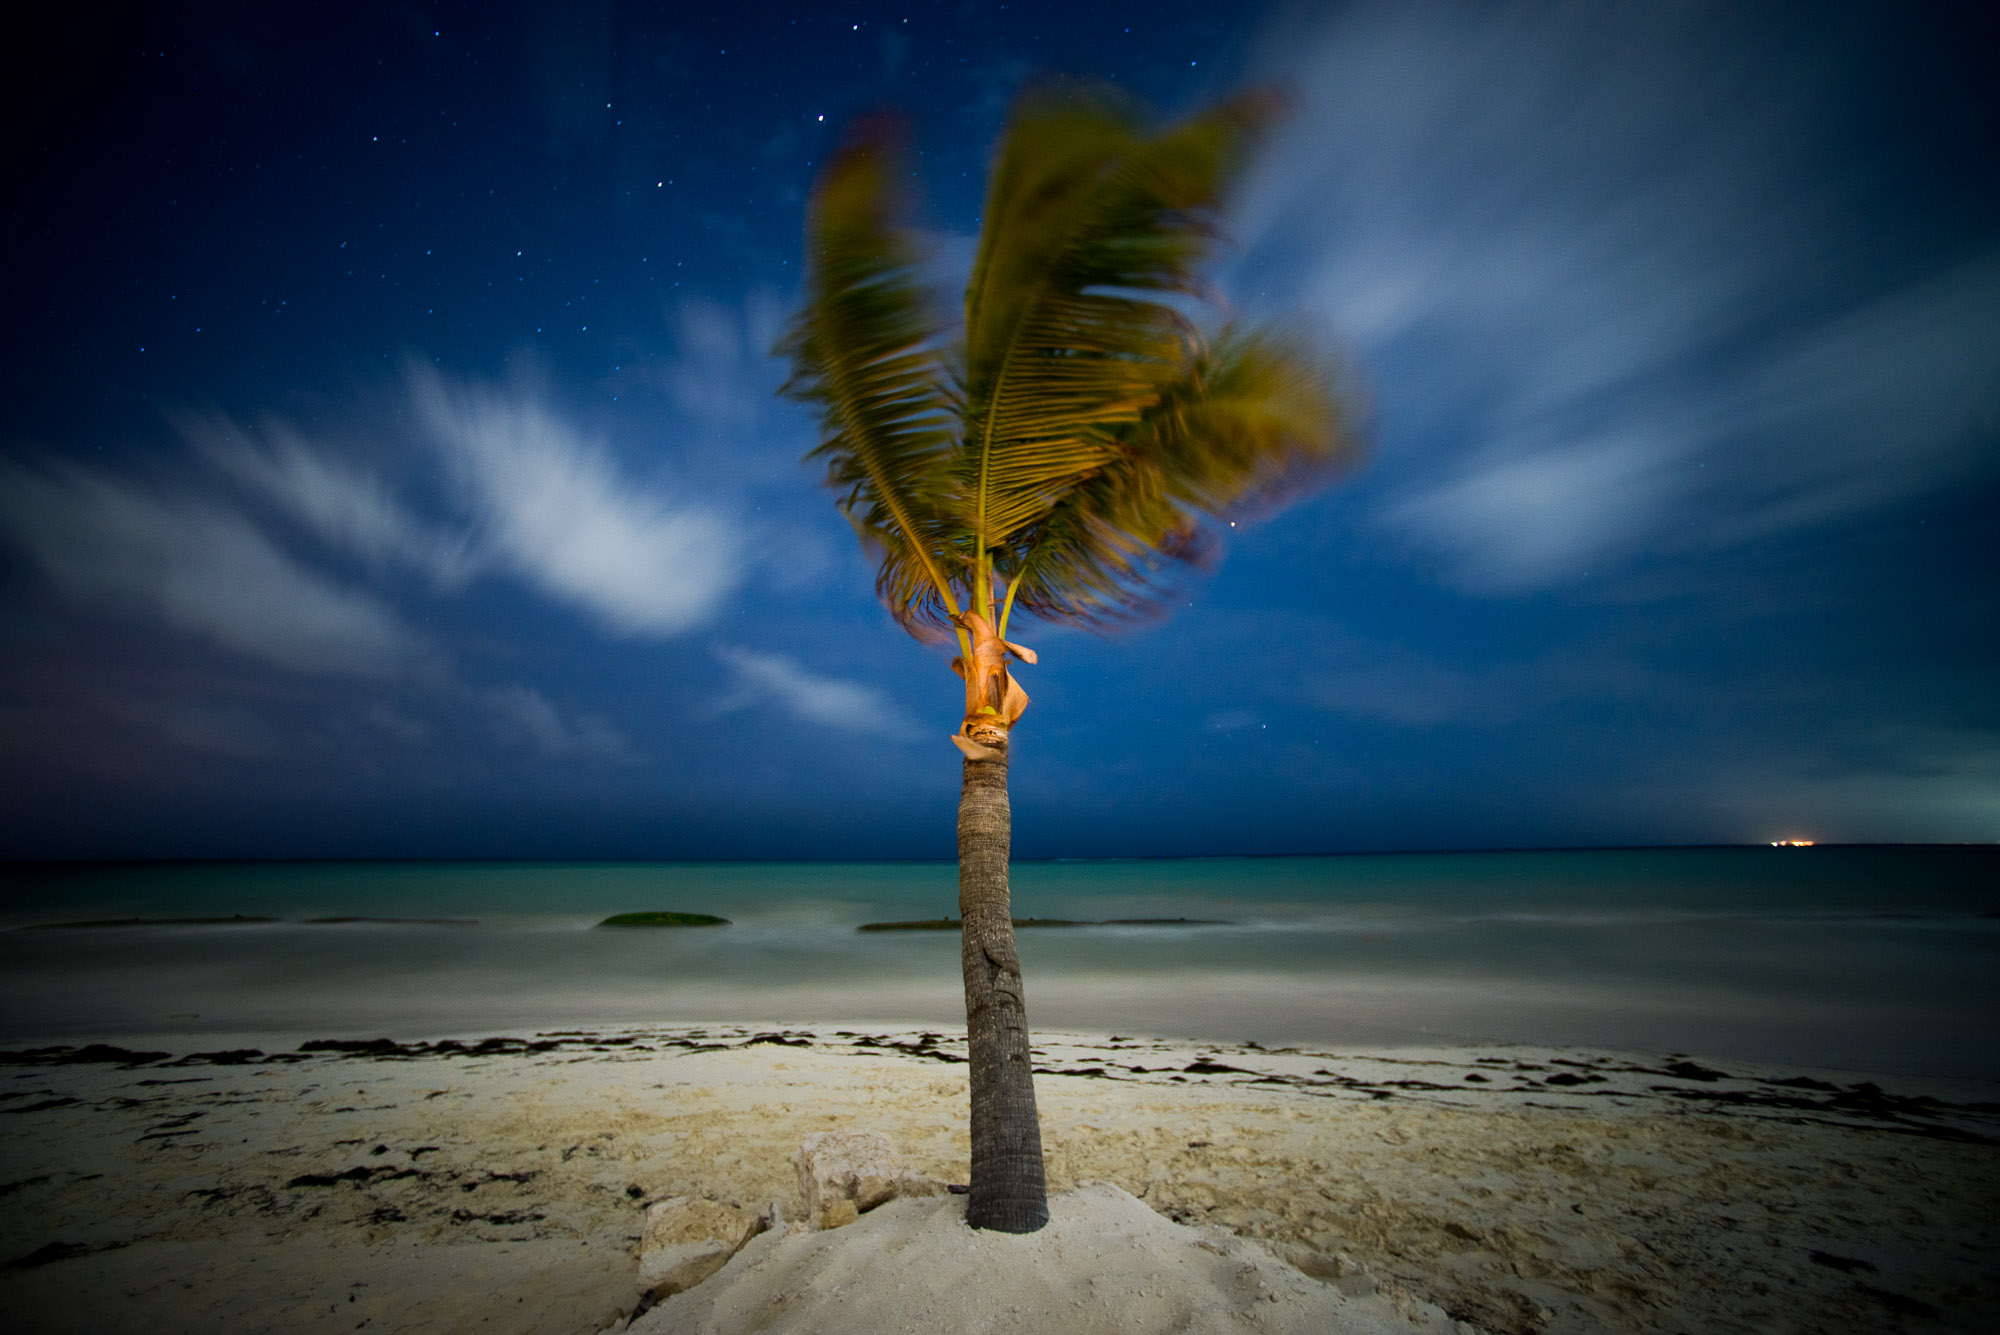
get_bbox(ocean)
[2,847,1994,1079]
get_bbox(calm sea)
[2,848,1994,1078]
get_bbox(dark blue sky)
[3,1,1995,859]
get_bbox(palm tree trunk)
[956,737,1049,1233]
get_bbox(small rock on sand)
[792,1130,945,1230]
[639,1197,761,1297]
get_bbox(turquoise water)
[2,848,1994,1077]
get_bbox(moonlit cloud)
[484,685,638,763]
[713,645,917,737]
[0,365,746,780]
[178,411,483,587]
[1379,427,1686,592]
[147,698,292,759]
[1683,251,2000,551]
[1240,1,2000,592]
[410,365,739,636]
[1175,610,1662,730]
[661,291,789,440]
[0,460,426,678]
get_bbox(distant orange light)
[1769,839,1816,847]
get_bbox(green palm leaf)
[783,85,1357,642]
[999,328,1356,627]
[958,87,1281,578]
[780,120,963,634]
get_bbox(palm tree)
[781,83,1355,1233]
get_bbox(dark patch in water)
[304,917,478,926]
[857,916,1231,931]
[18,916,277,930]
[596,911,730,928]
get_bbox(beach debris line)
[595,911,731,928]
[857,916,1234,931]
[5,1026,1996,1145]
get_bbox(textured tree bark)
[956,734,1049,1233]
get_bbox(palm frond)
[958,86,1282,557]
[787,87,1359,648]
[999,327,1355,628]
[780,119,962,633]
[1147,325,1358,515]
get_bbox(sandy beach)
[3,1024,1997,1334]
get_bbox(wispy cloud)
[411,365,740,636]
[1378,430,1677,592]
[643,292,853,597]
[713,645,917,737]
[0,366,743,776]
[1682,252,2000,550]
[660,291,789,442]
[0,459,426,678]
[484,685,638,763]
[1241,1,2000,592]
[178,411,482,587]
[1175,609,1660,729]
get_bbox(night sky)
[3,1,1995,860]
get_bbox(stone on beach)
[638,1197,762,1298]
[792,1130,947,1230]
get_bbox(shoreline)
[4,1024,1997,1333]
[6,1023,1998,1141]
[5,971,1993,1083]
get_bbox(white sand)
[636,1184,1450,1335]
[2,1025,1997,1334]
